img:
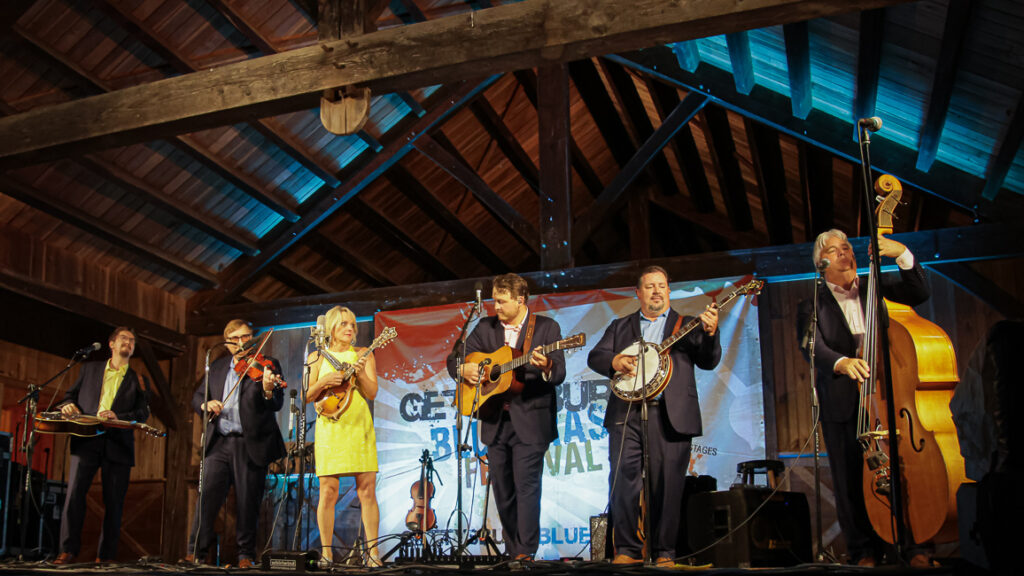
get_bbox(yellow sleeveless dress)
[314,347,378,476]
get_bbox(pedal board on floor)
[393,548,507,567]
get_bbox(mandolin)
[314,327,397,420]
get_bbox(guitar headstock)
[560,333,586,350]
[736,278,765,296]
[139,423,166,438]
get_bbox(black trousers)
[487,412,549,558]
[59,452,131,559]
[607,402,691,559]
[189,435,267,561]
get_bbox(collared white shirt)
[827,248,915,370]
[217,364,244,435]
[502,308,529,348]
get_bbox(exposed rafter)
[726,31,755,96]
[746,119,794,245]
[0,174,218,288]
[853,8,885,139]
[702,104,755,231]
[0,0,920,167]
[782,21,812,120]
[346,196,458,280]
[644,79,715,213]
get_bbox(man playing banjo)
[587,265,720,566]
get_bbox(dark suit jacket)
[62,360,150,466]
[192,355,287,468]
[446,314,566,446]
[588,308,721,437]
[797,261,930,422]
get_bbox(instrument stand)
[291,341,314,551]
[805,268,837,563]
[448,300,481,557]
[16,351,86,560]
[856,123,907,557]
[468,464,502,557]
[637,335,654,567]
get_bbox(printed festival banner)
[372,275,765,560]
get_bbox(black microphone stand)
[15,349,88,559]
[448,300,481,557]
[856,121,906,557]
[805,265,835,563]
[637,334,654,567]
[190,343,223,561]
[291,333,316,550]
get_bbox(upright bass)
[858,174,966,545]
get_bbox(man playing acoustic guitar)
[446,273,566,562]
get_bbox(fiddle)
[405,449,437,533]
[234,351,286,388]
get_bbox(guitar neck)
[502,340,568,371]
[654,288,745,352]
[341,338,387,378]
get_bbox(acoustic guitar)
[457,333,586,417]
[35,411,166,438]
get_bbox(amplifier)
[687,487,811,568]
[261,550,319,571]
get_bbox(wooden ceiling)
[1,0,1022,341]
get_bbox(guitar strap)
[521,313,538,353]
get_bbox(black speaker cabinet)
[687,487,811,568]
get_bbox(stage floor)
[0,558,961,576]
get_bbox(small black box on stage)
[262,550,319,571]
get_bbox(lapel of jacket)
[661,308,679,342]
[109,367,135,409]
[629,310,642,343]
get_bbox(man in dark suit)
[797,229,929,567]
[446,273,566,561]
[188,319,286,568]
[588,265,720,567]
[54,326,150,564]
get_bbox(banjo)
[611,278,764,401]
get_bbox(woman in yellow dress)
[306,305,380,566]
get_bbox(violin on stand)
[406,449,437,534]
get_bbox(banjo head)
[611,342,664,400]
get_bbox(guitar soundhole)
[489,366,502,381]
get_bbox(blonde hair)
[324,306,358,344]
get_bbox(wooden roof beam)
[206,0,278,54]
[926,262,1024,319]
[645,78,715,213]
[745,119,793,245]
[853,8,885,140]
[650,188,769,248]
[305,232,393,288]
[726,31,755,96]
[270,263,336,295]
[610,48,1024,222]
[703,104,755,231]
[76,156,260,256]
[346,196,458,280]
[917,0,976,172]
[601,60,682,197]
[0,175,218,288]
[573,92,709,252]
[981,90,1024,201]
[413,133,540,253]
[537,64,574,270]
[211,78,498,303]
[513,68,604,197]
[188,223,1023,334]
[799,142,835,239]
[11,23,300,223]
[97,0,342,188]
[0,0,921,166]
[134,339,179,431]
[782,21,812,120]
[0,268,188,354]
[670,41,700,73]
[470,97,541,194]
[385,164,509,272]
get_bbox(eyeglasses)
[228,333,254,343]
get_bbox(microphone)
[817,257,831,272]
[288,389,298,441]
[800,317,815,351]
[314,314,328,349]
[74,342,101,357]
[474,281,483,315]
[858,116,883,132]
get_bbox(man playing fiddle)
[187,319,286,568]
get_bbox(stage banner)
[373,275,765,560]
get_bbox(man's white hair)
[812,229,851,268]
